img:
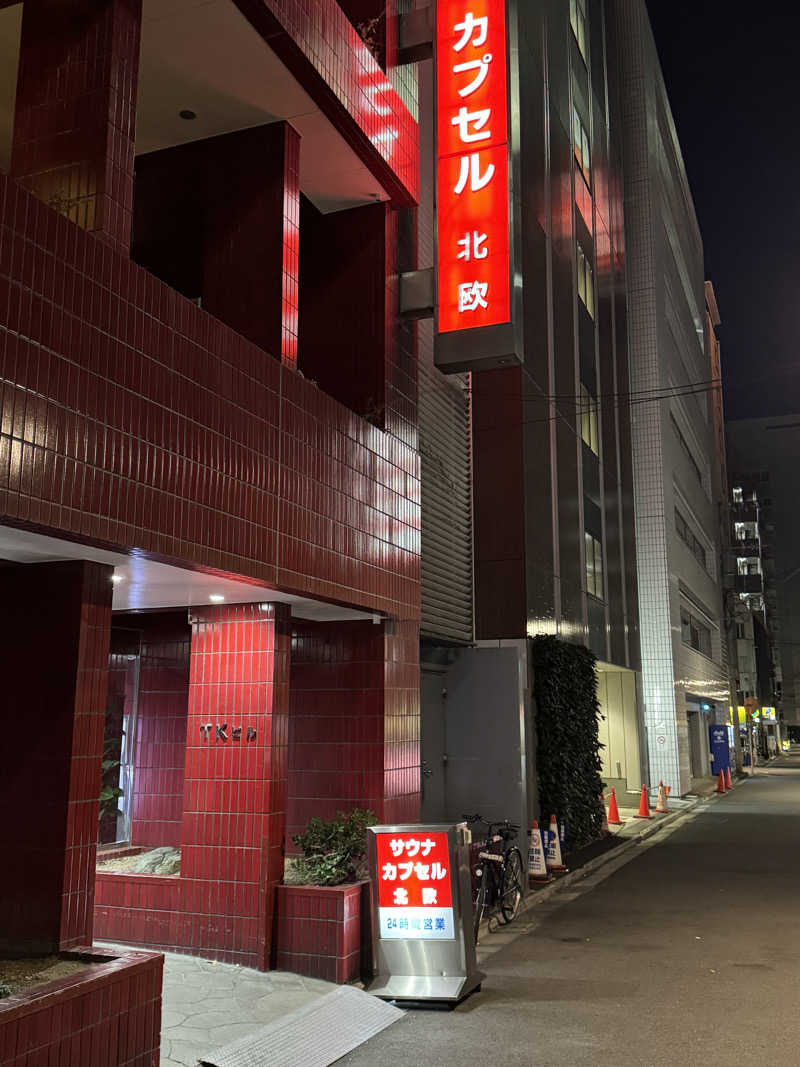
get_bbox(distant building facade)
[727,415,800,727]
[610,0,728,794]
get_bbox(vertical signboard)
[366,824,484,1002]
[376,830,455,939]
[435,0,520,371]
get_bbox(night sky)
[645,5,800,420]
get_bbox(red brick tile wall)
[0,560,112,955]
[381,617,421,825]
[274,883,366,983]
[0,948,162,1067]
[11,0,141,252]
[0,171,420,620]
[180,602,291,969]
[233,0,418,205]
[288,617,420,845]
[202,123,301,368]
[130,613,190,849]
[94,873,180,951]
[298,200,388,421]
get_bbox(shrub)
[291,809,376,886]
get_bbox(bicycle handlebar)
[461,814,520,833]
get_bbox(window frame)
[577,243,594,319]
[569,0,588,62]
[580,383,599,454]
[680,607,712,659]
[584,531,604,600]
[675,508,707,571]
[572,105,591,187]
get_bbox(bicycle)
[462,814,525,943]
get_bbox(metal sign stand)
[365,823,484,1004]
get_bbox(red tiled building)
[0,0,421,981]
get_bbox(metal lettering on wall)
[436,0,510,334]
[199,724,257,742]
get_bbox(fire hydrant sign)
[376,831,455,940]
[436,0,510,333]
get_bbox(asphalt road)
[339,757,800,1066]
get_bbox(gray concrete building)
[610,0,728,794]
[419,0,644,832]
[727,416,800,727]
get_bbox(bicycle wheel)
[500,847,524,924]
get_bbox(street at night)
[341,761,800,1067]
[2,0,800,1062]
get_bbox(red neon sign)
[375,831,454,940]
[436,0,510,333]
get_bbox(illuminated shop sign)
[436,0,510,334]
[376,831,454,940]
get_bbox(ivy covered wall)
[531,635,605,850]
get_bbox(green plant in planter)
[291,809,376,886]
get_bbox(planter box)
[274,882,371,983]
[0,947,163,1066]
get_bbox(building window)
[737,556,761,576]
[572,106,591,187]
[675,509,707,570]
[734,521,758,542]
[732,486,743,503]
[736,623,746,639]
[569,0,587,62]
[670,413,703,487]
[585,532,604,599]
[577,243,594,318]
[680,608,712,658]
[580,384,598,454]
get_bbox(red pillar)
[202,122,301,367]
[0,560,113,954]
[288,618,420,845]
[11,0,142,252]
[181,602,291,970]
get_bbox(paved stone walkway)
[98,944,334,1067]
[159,955,334,1067]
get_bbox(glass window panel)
[585,259,594,318]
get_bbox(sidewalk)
[99,945,335,1067]
[106,776,742,1066]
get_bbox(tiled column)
[11,0,142,251]
[288,618,420,845]
[202,122,300,367]
[182,602,291,970]
[0,560,113,954]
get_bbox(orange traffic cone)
[599,795,610,835]
[607,788,623,825]
[725,766,732,790]
[545,815,566,872]
[717,769,726,794]
[635,784,651,819]
[527,821,551,884]
[655,780,669,814]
